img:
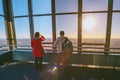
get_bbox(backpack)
[62,37,73,52]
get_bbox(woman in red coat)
[31,32,45,70]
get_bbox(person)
[62,37,73,67]
[31,32,45,71]
[53,31,65,54]
[53,31,68,67]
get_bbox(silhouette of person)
[31,32,45,70]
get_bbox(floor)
[0,62,120,80]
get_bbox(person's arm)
[41,35,45,41]
[53,37,59,48]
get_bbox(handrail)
[42,42,53,44]
[73,50,120,54]
[81,43,105,45]
[0,43,120,54]
[77,47,104,49]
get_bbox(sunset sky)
[0,0,120,39]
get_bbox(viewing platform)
[0,0,120,80]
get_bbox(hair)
[35,32,40,38]
[60,31,64,36]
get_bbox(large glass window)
[56,14,78,46]
[32,0,51,14]
[82,13,107,43]
[113,0,120,10]
[33,16,52,42]
[12,0,28,16]
[0,0,3,15]
[0,17,7,50]
[111,13,120,48]
[83,0,108,11]
[1,0,120,52]
[14,18,30,45]
[55,0,78,13]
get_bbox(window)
[111,13,120,39]
[1,0,120,52]
[14,18,30,45]
[113,0,120,10]
[0,17,7,50]
[55,0,78,13]
[32,0,51,14]
[56,14,78,46]
[12,0,28,16]
[82,13,107,43]
[0,0,3,15]
[83,0,108,11]
[111,13,120,48]
[33,16,52,42]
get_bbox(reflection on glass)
[12,0,28,16]
[32,0,51,14]
[0,0,3,15]
[14,18,30,45]
[83,0,108,11]
[56,15,78,46]
[82,13,107,40]
[56,0,78,13]
[0,17,7,47]
[33,16,52,42]
[113,0,120,10]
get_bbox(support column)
[52,0,56,43]
[28,0,34,40]
[104,0,113,54]
[2,0,17,50]
[78,0,82,54]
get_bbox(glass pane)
[55,0,78,13]
[14,18,30,45]
[83,0,108,11]
[12,0,28,16]
[111,13,120,48]
[32,0,51,14]
[0,17,7,50]
[82,13,107,43]
[113,0,120,10]
[33,16,52,42]
[56,14,78,47]
[0,0,3,15]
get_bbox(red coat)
[31,36,45,58]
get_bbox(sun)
[82,16,96,30]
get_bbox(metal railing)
[0,42,120,54]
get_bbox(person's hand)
[40,35,42,37]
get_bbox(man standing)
[53,31,66,66]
